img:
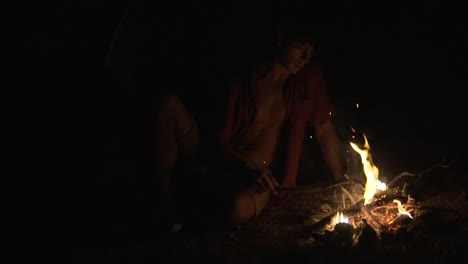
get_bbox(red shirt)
[218,62,336,187]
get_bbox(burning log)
[360,205,385,236]
[353,219,379,249]
[368,188,408,207]
[306,186,412,234]
[333,222,354,247]
[306,202,362,233]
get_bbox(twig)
[342,193,346,209]
[371,205,416,218]
[387,172,417,187]
[340,186,357,205]
[417,158,457,179]
[296,181,364,194]
[387,158,458,187]
[371,204,416,211]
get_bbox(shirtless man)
[156,23,347,230]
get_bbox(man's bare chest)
[250,85,285,131]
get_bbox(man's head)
[274,22,316,74]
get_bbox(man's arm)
[314,120,347,182]
[302,63,347,182]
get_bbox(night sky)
[10,1,466,261]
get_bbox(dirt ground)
[121,174,467,264]
[59,138,465,264]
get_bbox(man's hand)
[256,168,280,195]
[223,146,280,194]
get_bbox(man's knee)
[158,94,183,117]
[158,95,195,134]
[231,190,258,225]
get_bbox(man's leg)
[156,95,200,231]
[231,186,271,225]
[187,162,272,228]
[204,165,273,226]
[157,95,200,169]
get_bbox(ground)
[34,127,464,264]
[120,175,467,264]
[94,133,466,264]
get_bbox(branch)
[387,172,417,187]
[341,186,357,205]
[387,158,458,187]
[296,181,364,194]
[371,204,416,211]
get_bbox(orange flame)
[350,134,386,204]
[333,211,349,225]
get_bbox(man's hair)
[234,15,319,73]
[276,19,317,46]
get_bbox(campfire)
[305,133,459,247]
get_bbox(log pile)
[303,159,465,247]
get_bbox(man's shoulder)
[287,62,328,99]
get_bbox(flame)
[393,199,413,219]
[350,134,386,204]
[333,211,349,224]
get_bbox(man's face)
[279,41,314,74]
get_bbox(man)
[156,22,347,231]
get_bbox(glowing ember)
[333,211,349,225]
[393,199,413,219]
[350,134,387,204]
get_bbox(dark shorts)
[172,155,262,226]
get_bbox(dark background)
[8,1,465,262]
